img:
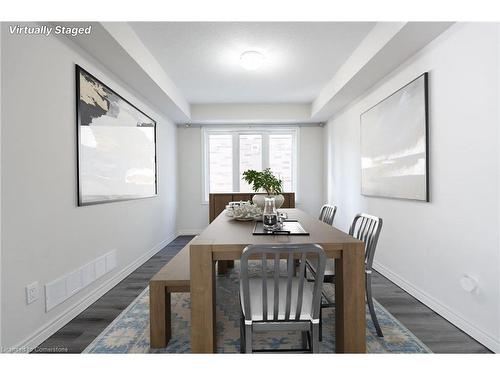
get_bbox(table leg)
[150,281,169,348]
[334,242,366,353]
[190,244,216,353]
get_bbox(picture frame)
[76,65,158,206]
[360,73,429,201]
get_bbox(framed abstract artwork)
[76,65,157,206]
[360,73,429,201]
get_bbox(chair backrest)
[318,204,337,226]
[348,213,383,270]
[240,244,326,322]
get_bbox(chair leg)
[240,314,245,353]
[366,274,383,337]
[294,259,300,276]
[319,307,323,341]
[244,325,253,353]
[311,323,320,353]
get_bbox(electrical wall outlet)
[26,282,39,305]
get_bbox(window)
[208,134,232,193]
[239,134,262,192]
[269,134,293,193]
[203,128,298,202]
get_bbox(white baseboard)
[177,229,202,236]
[11,233,177,353]
[373,260,500,353]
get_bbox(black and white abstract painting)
[360,73,429,201]
[76,65,157,206]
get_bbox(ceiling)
[67,22,453,123]
[130,22,376,104]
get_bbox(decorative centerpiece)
[225,201,262,221]
[242,168,284,209]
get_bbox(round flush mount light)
[240,50,265,71]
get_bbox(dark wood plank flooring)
[371,271,491,353]
[35,236,490,353]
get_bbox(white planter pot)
[252,194,285,209]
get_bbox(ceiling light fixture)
[240,50,265,71]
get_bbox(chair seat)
[240,277,315,322]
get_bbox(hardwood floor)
[371,273,491,353]
[35,236,490,353]
[34,236,191,353]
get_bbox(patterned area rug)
[84,263,431,353]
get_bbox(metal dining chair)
[239,243,326,353]
[318,204,337,226]
[306,213,384,338]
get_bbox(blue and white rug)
[84,263,431,353]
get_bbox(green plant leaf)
[242,168,283,195]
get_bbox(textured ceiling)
[130,22,375,104]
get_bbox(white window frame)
[202,126,299,204]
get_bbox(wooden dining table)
[189,208,366,353]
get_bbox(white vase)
[252,194,285,209]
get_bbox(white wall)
[297,126,325,218]
[324,23,500,351]
[190,103,311,124]
[177,127,208,234]
[1,24,178,349]
[497,23,500,351]
[0,23,3,350]
[177,125,324,234]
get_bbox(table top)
[191,209,361,257]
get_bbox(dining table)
[189,208,366,353]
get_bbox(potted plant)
[242,168,285,209]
